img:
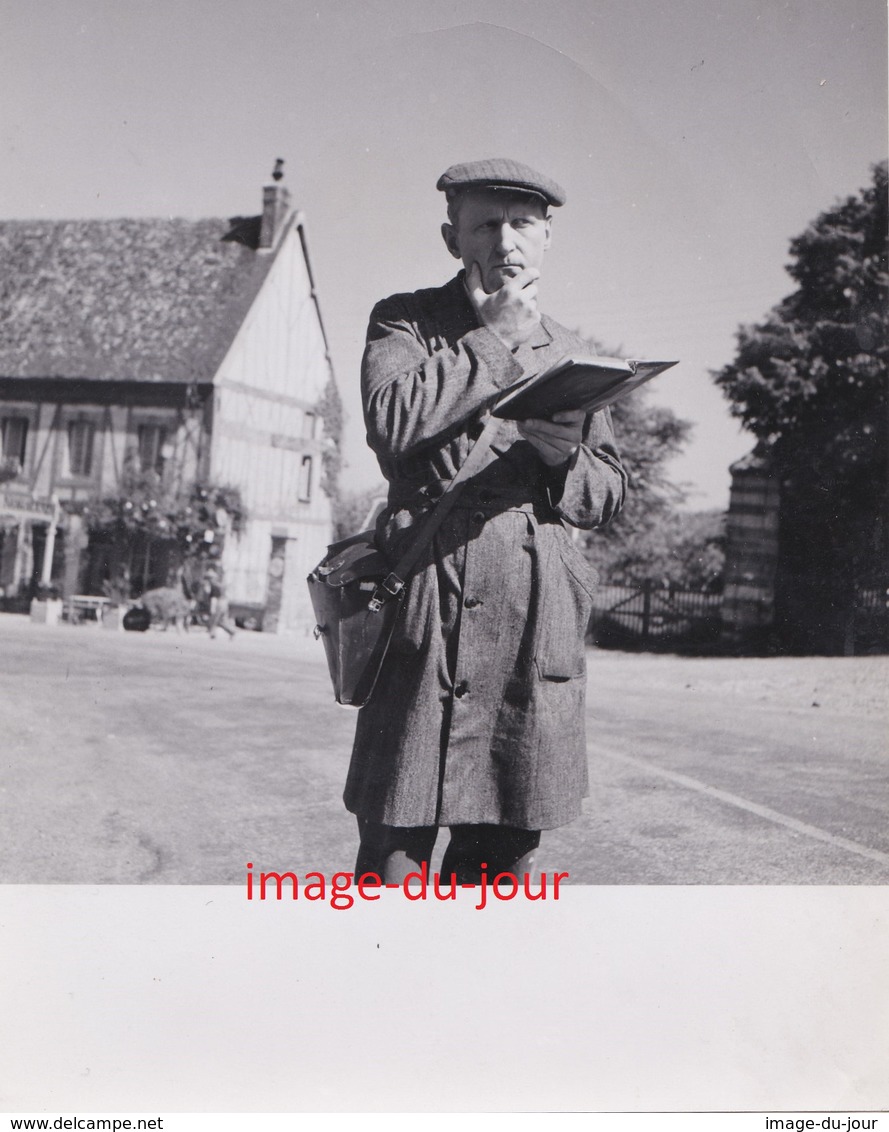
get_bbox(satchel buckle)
[381,572,404,596]
[367,573,404,612]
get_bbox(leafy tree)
[591,505,725,591]
[712,161,888,651]
[577,349,702,586]
[317,373,344,504]
[333,481,388,542]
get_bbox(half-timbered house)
[0,165,339,632]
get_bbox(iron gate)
[589,580,723,649]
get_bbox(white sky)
[2,0,886,508]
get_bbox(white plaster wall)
[221,515,330,631]
[209,217,336,629]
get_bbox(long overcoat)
[343,273,628,831]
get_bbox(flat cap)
[436,158,566,207]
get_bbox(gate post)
[641,579,653,646]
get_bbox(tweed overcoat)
[343,273,628,830]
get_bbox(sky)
[2,0,886,508]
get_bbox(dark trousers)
[355,819,541,884]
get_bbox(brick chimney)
[259,158,291,249]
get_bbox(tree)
[333,481,388,542]
[712,161,888,651]
[589,503,726,591]
[316,372,344,505]
[577,349,702,586]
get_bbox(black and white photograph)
[1,0,887,1121]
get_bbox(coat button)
[471,510,485,524]
[464,597,480,609]
[454,681,469,698]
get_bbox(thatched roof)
[0,215,282,383]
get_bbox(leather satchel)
[307,528,405,707]
[307,414,501,708]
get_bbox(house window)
[1,416,28,471]
[298,455,312,502]
[302,410,317,439]
[67,420,95,477]
[137,424,167,474]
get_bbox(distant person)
[343,159,628,884]
[203,564,235,640]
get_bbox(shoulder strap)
[368,413,501,609]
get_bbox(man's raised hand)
[466,262,541,351]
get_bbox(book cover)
[493,355,679,420]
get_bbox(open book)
[492,356,678,420]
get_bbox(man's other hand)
[517,409,586,467]
[466,262,541,351]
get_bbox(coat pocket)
[535,534,598,681]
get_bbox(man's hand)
[466,262,541,350]
[517,409,586,467]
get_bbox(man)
[204,563,235,640]
[344,159,628,883]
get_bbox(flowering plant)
[84,458,246,568]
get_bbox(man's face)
[441,189,552,294]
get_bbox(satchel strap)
[368,413,501,609]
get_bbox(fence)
[589,580,723,651]
[589,580,888,654]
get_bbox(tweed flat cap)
[436,158,566,207]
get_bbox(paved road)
[1,614,886,884]
[547,651,889,883]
